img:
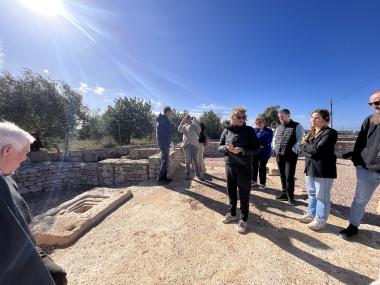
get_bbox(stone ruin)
[30,188,132,246]
[25,143,219,246]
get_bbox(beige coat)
[178,122,201,147]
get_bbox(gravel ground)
[268,157,380,226]
[50,162,380,284]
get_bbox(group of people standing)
[220,90,380,235]
[0,90,378,283]
[156,106,207,184]
[156,90,380,236]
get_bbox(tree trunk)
[63,131,69,161]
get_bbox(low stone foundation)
[30,187,133,246]
[14,147,183,194]
[127,148,160,159]
[148,150,183,179]
[98,159,149,186]
[15,162,98,195]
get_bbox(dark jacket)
[301,128,338,178]
[254,127,273,161]
[156,114,173,149]
[0,175,55,285]
[351,115,380,172]
[218,124,260,166]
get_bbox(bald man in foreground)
[339,90,380,239]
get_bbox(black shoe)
[339,224,359,240]
[164,177,172,183]
[288,198,296,206]
[276,193,288,201]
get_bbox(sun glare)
[21,0,66,17]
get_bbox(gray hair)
[0,121,35,152]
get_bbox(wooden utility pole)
[330,98,333,128]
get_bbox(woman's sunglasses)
[368,100,380,106]
[235,115,246,120]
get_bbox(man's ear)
[0,145,14,157]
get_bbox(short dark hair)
[163,106,172,114]
[278,108,290,115]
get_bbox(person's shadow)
[154,166,376,284]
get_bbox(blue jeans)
[306,176,334,223]
[158,147,169,180]
[349,166,380,226]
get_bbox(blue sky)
[0,0,379,130]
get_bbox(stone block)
[30,187,133,246]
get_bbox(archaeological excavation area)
[18,142,380,285]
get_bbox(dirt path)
[51,158,379,285]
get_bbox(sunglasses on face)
[368,100,380,106]
[235,115,246,120]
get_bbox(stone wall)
[15,162,98,195]
[334,141,355,158]
[98,158,149,186]
[14,146,180,194]
[148,150,183,179]
[39,144,158,162]
[127,148,160,159]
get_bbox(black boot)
[339,224,358,240]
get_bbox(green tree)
[169,108,189,144]
[258,105,281,125]
[103,97,154,145]
[199,110,223,140]
[78,109,106,140]
[0,69,86,138]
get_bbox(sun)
[21,0,66,17]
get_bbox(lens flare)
[21,0,66,17]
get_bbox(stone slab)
[30,187,133,246]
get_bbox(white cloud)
[43,69,49,74]
[197,103,228,110]
[77,82,106,96]
[115,92,125,97]
[78,82,90,94]
[94,85,105,95]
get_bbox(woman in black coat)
[218,107,260,233]
[297,109,338,231]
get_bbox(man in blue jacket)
[156,106,173,183]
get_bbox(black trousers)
[276,153,298,199]
[252,157,268,185]
[225,164,252,222]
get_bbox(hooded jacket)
[218,124,260,166]
[156,114,173,149]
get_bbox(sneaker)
[258,184,266,190]
[251,181,258,187]
[185,175,191,180]
[288,198,296,206]
[237,220,248,233]
[297,214,315,223]
[222,213,237,224]
[276,193,288,201]
[339,224,359,240]
[307,219,326,231]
